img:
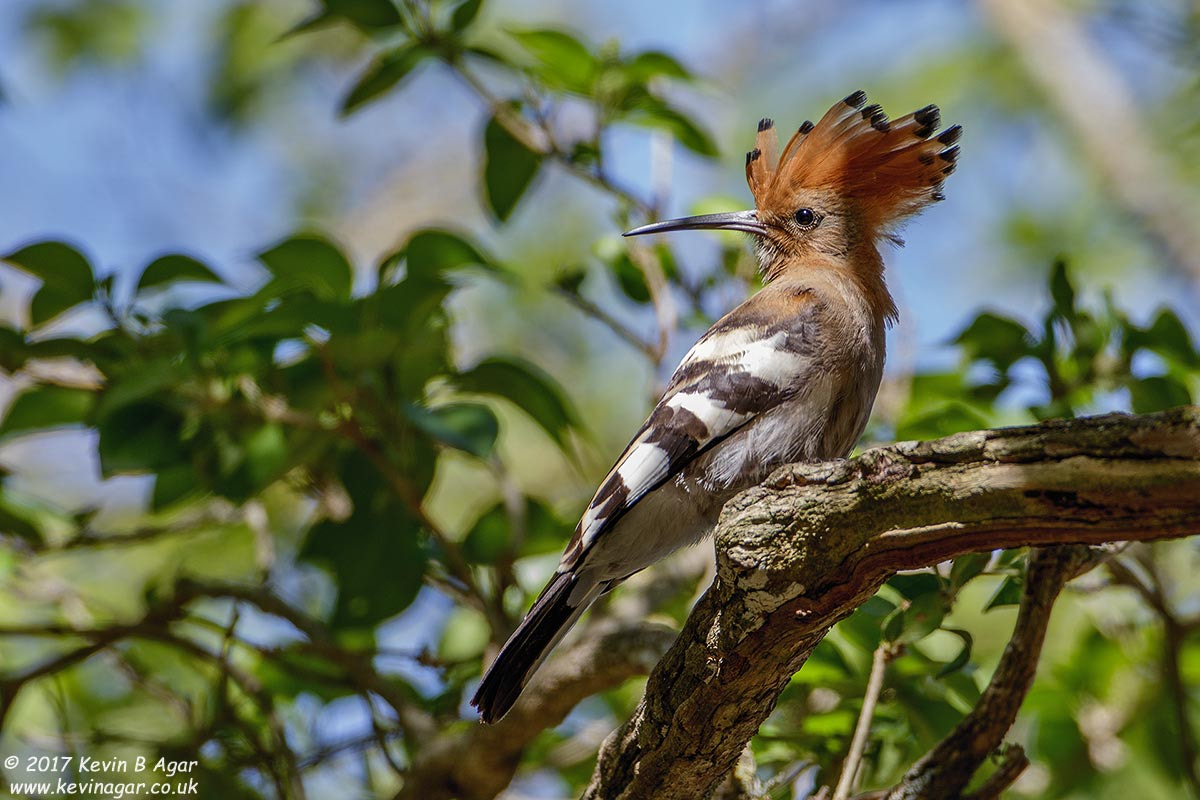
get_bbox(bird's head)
[625,90,960,283]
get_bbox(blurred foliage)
[2,1,1200,799]
[24,0,146,74]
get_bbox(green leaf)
[279,10,335,39]
[888,572,943,601]
[895,402,990,441]
[1144,309,1199,367]
[612,252,651,303]
[4,241,94,326]
[622,50,692,82]
[439,607,490,661]
[404,229,496,281]
[152,464,199,511]
[953,312,1031,371]
[244,423,289,488]
[94,358,182,420]
[1130,375,1191,414]
[454,357,576,448]
[0,326,27,371]
[0,499,40,544]
[463,503,510,564]
[1049,259,1075,320]
[483,115,543,221]
[626,99,718,157]
[936,628,974,678]
[258,234,353,300]
[97,402,185,476]
[301,452,428,628]
[340,44,430,115]
[882,607,905,643]
[450,0,484,31]
[949,552,990,591]
[320,0,402,30]
[462,497,565,564]
[406,402,499,457]
[984,574,1023,611]
[137,254,223,292]
[0,385,95,439]
[898,591,946,644]
[509,28,596,91]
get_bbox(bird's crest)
[746,90,961,233]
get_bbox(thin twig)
[554,286,658,360]
[833,642,896,800]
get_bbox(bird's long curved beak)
[623,210,766,237]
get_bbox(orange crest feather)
[747,90,961,232]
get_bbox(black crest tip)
[937,124,963,146]
[757,117,774,132]
[843,90,867,109]
[938,144,960,163]
[746,148,761,165]
[798,120,814,134]
[913,104,940,127]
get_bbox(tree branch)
[882,545,1098,799]
[585,407,1200,799]
[396,621,676,800]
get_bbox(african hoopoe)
[472,90,960,723]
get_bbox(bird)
[471,90,960,723]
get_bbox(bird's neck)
[763,243,898,327]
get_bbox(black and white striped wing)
[560,292,822,567]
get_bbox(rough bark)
[584,407,1200,800]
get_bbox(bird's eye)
[794,208,819,229]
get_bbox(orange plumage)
[747,90,961,238]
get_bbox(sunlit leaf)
[509,28,596,91]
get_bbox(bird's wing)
[560,287,823,568]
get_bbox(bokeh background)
[1,1,1199,798]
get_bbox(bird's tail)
[471,571,603,724]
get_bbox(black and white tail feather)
[472,573,607,723]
